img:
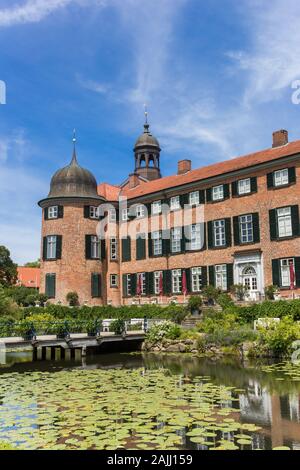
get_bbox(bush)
[0,285,19,318]
[146,321,182,343]
[66,291,79,307]
[187,295,202,314]
[257,316,300,355]
[202,286,220,304]
[231,284,248,301]
[204,326,257,347]
[109,319,126,335]
[264,285,278,300]
[5,286,39,306]
[217,293,235,310]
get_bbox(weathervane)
[73,128,76,143]
[144,104,148,124]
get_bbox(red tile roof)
[120,140,300,200]
[97,183,120,201]
[17,267,40,289]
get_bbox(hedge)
[225,299,300,324]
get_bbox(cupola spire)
[71,128,78,165]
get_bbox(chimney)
[178,159,191,175]
[272,129,288,148]
[128,173,140,189]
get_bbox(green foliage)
[225,299,300,324]
[66,291,79,307]
[202,286,220,303]
[0,441,17,450]
[0,245,17,287]
[230,284,248,301]
[15,319,35,339]
[24,259,40,268]
[109,319,126,335]
[0,285,19,318]
[264,285,278,300]
[217,293,235,310]
[5,285,39,306]
[257,316,300,355]
[187,295,202,312]
[146,321,182,343]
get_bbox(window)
[190,224,201,250]
[136,204,145,218]
[48,206,58,219]
[189,191,199,206]
[154,271,163,295]
[212,185,224,201]
[170,196,180,211]
[153,231,162,256]
[91,273,101,298]
[110,237,118,260]
[47,236,57,259]
[91,236,101,259]
[126,274,131,296]
[137,272,146,295]
[214,220,225,247]
[110,274,118,287]
[277,207,292,238]
[109,208,117,222]
[152,200,162,215]
[215,264,227,290]
[122,208,129,221]
[191,267,202,292]
[239,214,253,243]
[172,269,182,294]
[45,273,56,298]
[171,227,181,253]
[274,168,289,187]
[280,258,294,287]
[238,178,251,195]
[90,206,99,219]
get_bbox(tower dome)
[133,113,161,181]
[134,123,160,150]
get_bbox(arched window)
[148,154,154,167]
[242,266,256,276]
[139,154,146,167]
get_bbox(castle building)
[38,125,300,306]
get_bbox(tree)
[24,259,40,268]
[0,246,17,287]
[0,285,19,317]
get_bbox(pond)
[0,351,300,450]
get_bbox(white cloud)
[77,75,109,95]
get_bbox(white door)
[242,266,258,300]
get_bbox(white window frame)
[189,191,200,206]
[89,206,99,219]
[172,269,182,294]
[212,185,224,201]
[110,237,118,260]
[153,231,162,256]
[154,271,163,295]
[280,258,294,287]
[191,267,202,292]
[277,207,292,238]
[136,204,145,218]
[152,200,162,215]
[239,214,253,243]
[122,208,129,221]
[238,178,251,195]
[46,235,57,259]
[110,274,118,287]
[190,223,201,250]
[215,264,227,291]
[109,208,117,222]
[126,274,131,296]
[214,219,226,247]
[274,168,289,187]
[48,206,58,219]
[171,227,181,253]
[91,236,100,259]
[170,196,180,211]
[138,272,146,295]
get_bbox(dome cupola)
[133,109,161,181]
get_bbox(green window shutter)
[291,205,300,236]
[131,274,137,296]
[231,181,238,197]
[201,266,207,288]
[209,266,215,286]
[252,213,260,243]
[43,237,47,261]
[147,272,155,295]
[148,233,153,258]
[185,269,191,293]
[272,259,280,287]
[288,167,296,184]
[180,193,189,207]
[44,208,49,220]
[226,264,234,291]
[162,230,170,256]
[206,188,212,203]
[91,273,101,298]
[84,206,90,218]
[251,177,257,193]
[122,237,131,262]
[233,216,240,245]
[184,225,191,251]
[85,235,92,260]
[201,222,206,251]
[45,273,56,299]
[56,235,62,259]
[58,206,64,218]
[122,274,128,297]
[199,190,205,204]
[269,209,278,240]
[223,184,230,199]
[180,227,185,253]
[295,258,300,287]
[101,239,106,260]
[136,235,146,260]
[207,221,213,249]
[225,218,232,247]
[163,270,172,294]
[267,172,274,189]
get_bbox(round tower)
[38,135,105,306]
[134,114,161,181]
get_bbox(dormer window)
[48,206,58,219]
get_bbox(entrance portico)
[234,251,264,301]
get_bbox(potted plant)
[202,286,220,306]
[187,295,202,316]
[54,320,70,339]
[66,291,79,307]
[264,285,278,301]
[230,284,248,302]
[86,318,102,337]
[16,320,36,341]
[109,319,126,335]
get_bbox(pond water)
[0,351,300,450]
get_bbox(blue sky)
[0,0,300,264]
